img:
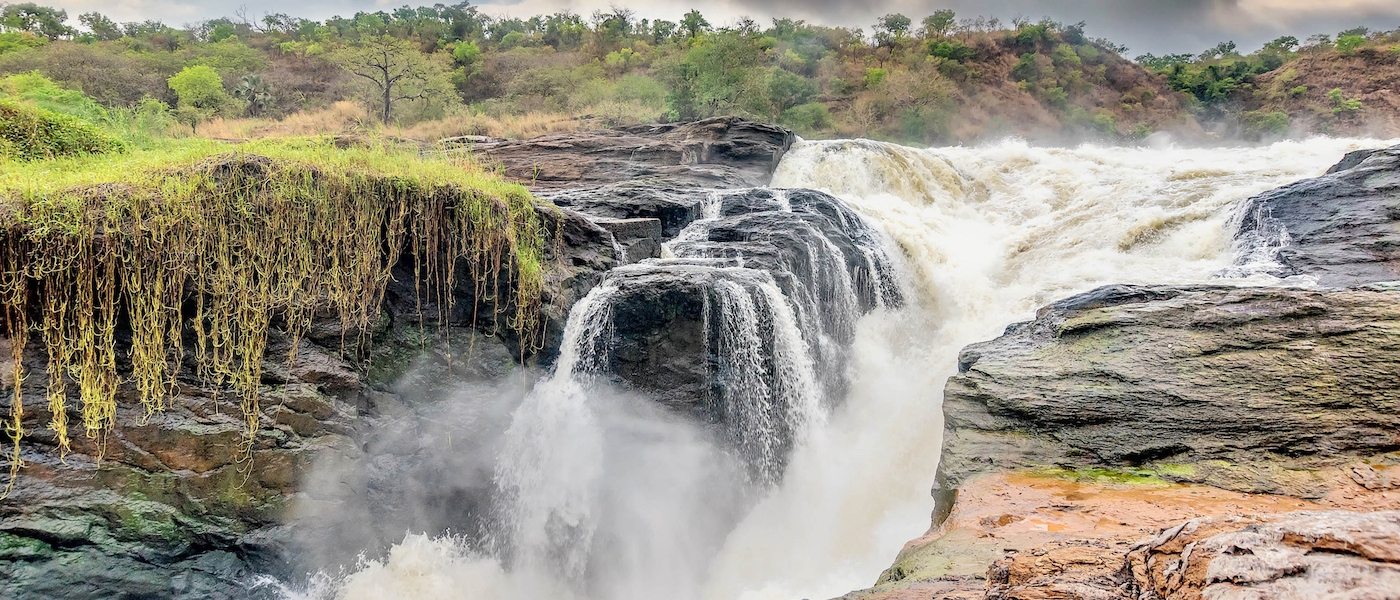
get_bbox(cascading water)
[306,136,1393,600]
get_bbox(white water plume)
[317,136,1393,600]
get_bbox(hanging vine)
[0,143,549,496]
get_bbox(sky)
[34,0,1400,55]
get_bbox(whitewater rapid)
[308,136,1394,600]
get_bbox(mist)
[281,337,756,600]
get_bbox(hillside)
[0,5,1192,145]
[1141,28,1400,138]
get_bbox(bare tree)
[335,35,442,124]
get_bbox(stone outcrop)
[541,182,708,238]
[1235,144,1400,286]
[854,146,1400,600]
[1129,510,1400,599]
[939,283,1400,503]
[579,188,902,420]
[464,116,796,190]
[857,281,1400,599]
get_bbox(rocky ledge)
[455,116,796,190]
[854,147,1400,600]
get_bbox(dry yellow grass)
[391,111,582,140]
[196,101,371,139]
[195,101,586,142]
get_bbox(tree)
[78,12,122,41]
[680,10,709,39]
[335,34,448,124]
[921,10,956,38]
[1262,36,1299,54]
[1,3,75,40]
[167,65,229,132]
[873,14,912,49]
[651,19,677,44]
[1336,35,1366,55]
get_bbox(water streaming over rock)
[309,136,1394,600]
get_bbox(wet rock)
[591,217,663,264]
[0,347,356,600]
[379,203,619,367]
[591,188,902,418]
[1128,511,1400,599]
[1235,144,1400,286]
[469,117,795,190]
[540,182,709,239]
[854,281,1400,600]
[936,284,1400,506]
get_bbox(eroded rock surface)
[1130,511,1400,600]
[585,190,901,404]
[1235,144,1400,286]
[467,116,795,190]
[939,284,1400,502]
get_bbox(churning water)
[302,137,1393,600]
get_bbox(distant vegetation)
[0,2,1185,144]
[1137,27,1400,139]
[1,2,1398,144]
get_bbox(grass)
[1,135,548,496]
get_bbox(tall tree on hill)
[1,3,74,40]
[680,10,709,39]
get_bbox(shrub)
[168,65,236,129]
[1336,35,1366,55]
[614,74,666,108]
[928,40,975,62]
[1327,88,1362,114]
[780,102,832,133]
[864,67,887,88]
[897,105,951,142]
[1051,44,1082,68]
[1240,110,1290,138]
[168,65,228,110]
[0,99,126,160]
[1012,53,1042,82]
[0,71,106,121]
[0,31,46,55]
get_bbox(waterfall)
[699,136,1396,599]
[314,136,1394,600]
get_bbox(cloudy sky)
[38,0,1400,55]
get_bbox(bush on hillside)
[0,99,126,160]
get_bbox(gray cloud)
[43,0,1400,55]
